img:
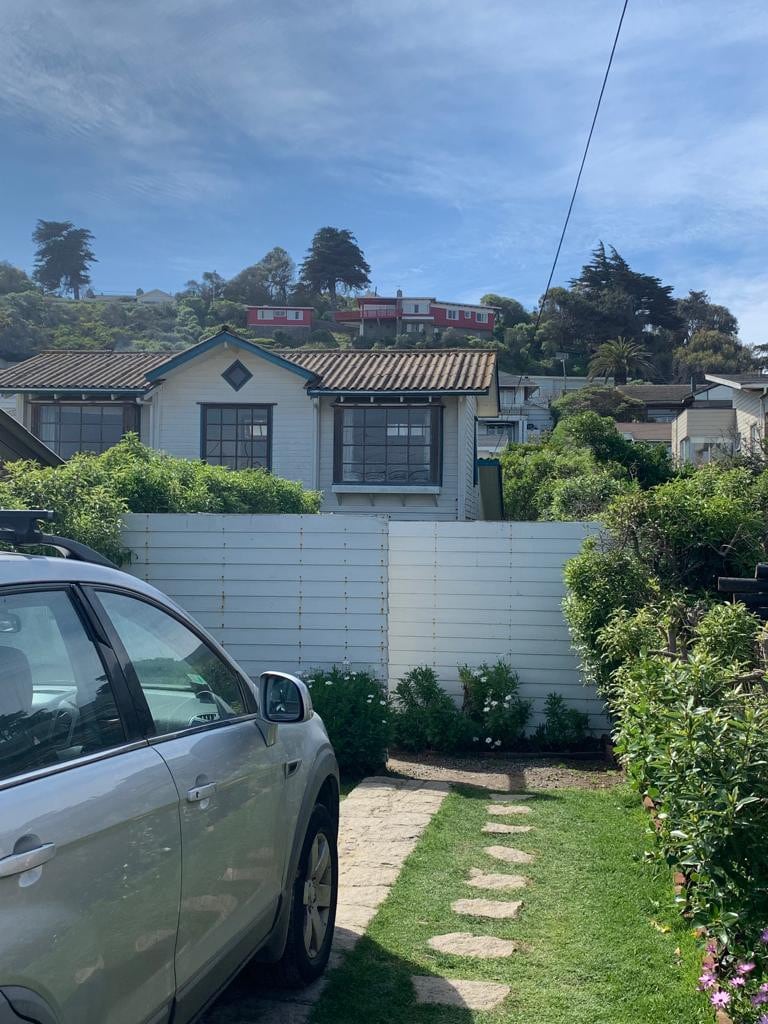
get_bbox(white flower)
[472,736,479,742]
[367,694,375,699]
[494,740,502,747]
[325,681,333,686]
[480,676,487,682]
[344,674,351,680]
[380,700,387,706]
[485,737,492,744]
[381,719,387,724]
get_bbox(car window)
[0,589,126,782]
[97,591,247,735]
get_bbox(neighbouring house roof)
[0,409,62,465]
[617,384,694,405]
[705,372,768,390]
[615,421,672,442]
[0,350,171,392]
[497,372,538,390]
[0,334,498,397]
[278,348,498,394]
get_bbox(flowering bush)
[699,934,768,1020]
[302,666,390,777]
[459,660,531,750]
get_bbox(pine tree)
[32,220,97,299]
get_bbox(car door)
[0,585,182,1024]
[88,588,285,1012]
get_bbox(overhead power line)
[535,0,630,328]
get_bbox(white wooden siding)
[149,346,316,484]
[122,514,389,680]
[318,396,464,519]
[734,390,765,445]
[121,514,606,732]
[388,520,606,729]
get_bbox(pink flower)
[760,927,768,943]
[758,1015,768,1024]
[699,973,717,990]
[711,991,731,1008]
[737,961,756,974]
[753,992,768,1007]
[729,976,746,988]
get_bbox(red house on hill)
[246,306,315,338]
[334,291,496,342]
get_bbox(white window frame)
[446,309,459,321]
[257,309,274,320]
[273,309,287,318]
[289,310,303,320]
[464,310,473,319]
[476,311,488,324]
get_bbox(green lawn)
[313,785,714,1024]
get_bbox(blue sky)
[2,0,768,342]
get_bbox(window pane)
[0,590,125,781]
[204,406,270,470]
[336,406,438,485]
[97,592,246,734]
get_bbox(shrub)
[533,692,591,750]
[692,601,762,668]
[544,471,635,520]
[0,434,322,561]
[550,384,646,423]
[303,666,390,777]
[390,665,470,753]
[459,660,531,750]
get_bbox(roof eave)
[145,329,317,383]
[0,387,148,397]
[307,387,492,397]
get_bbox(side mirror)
[259,671,313,723]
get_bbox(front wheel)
[276,804,338,987]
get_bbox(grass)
[312,784,715,1024]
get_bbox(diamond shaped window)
[221,359,253,392]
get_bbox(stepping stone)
[452,897,522,919]
[483,822,532,834]
[487,803,531,815]
[467,868,528,891]
[428,932,518,958]
[412,976,510,1010]
[485,845,534,864]
[489,792,533,801]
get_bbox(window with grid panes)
[201,405,271,470]
[334,405,441,485]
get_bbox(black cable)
[535,0,630,329]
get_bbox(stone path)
[412,976,511,1010]
[202,776,449,1024]
[415,789,536,1015]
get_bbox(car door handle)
[0,843,56,879]
[187,783,217,803]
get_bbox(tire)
[275,804,338,988]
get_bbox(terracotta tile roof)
[0,350,171,391]
[0,343,498,395]
[277,348,498,393]
[617,384,694,404]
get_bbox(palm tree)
[588,336,654,386]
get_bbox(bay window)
[334,404,441,486]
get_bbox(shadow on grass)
[200,925,478,1024]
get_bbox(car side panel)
[0,747,181,1024]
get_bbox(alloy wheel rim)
[302,832,332,959]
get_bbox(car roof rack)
[0,509,118,569]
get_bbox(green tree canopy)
[299,227,370,307]
[0,261,33,296]
[551,385,647,423]
[32,220,97,300]
[675,289,738,343]
[672,329,755,381]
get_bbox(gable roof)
[0,335,498,397]
[705,372,768,390]
[144,330,316,382]
[617,384,694,405]
[0,350,171,392]
[277,348,497,394]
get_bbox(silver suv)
[0,511,339,1024]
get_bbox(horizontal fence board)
[121,514,607,734]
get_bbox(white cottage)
[0,329,501,520]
